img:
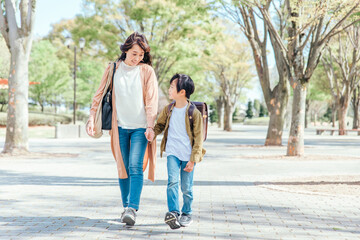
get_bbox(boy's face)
[168,79,185,100]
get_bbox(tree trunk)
[287,82,307,156]
[216,96,224,128]
[3,40,31,153]
[337,105,349,135]
[352,88,359,129]
[264,75,289,146]
[305,98,310,128]
[331,102,336,128]
[353,106,359,129]
[223,101,233,131]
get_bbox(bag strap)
[110,62,116,92]
[188,103,195,130]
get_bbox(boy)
[151,73,205,229]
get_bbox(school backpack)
[167,101,208,141]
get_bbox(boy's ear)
[179,89,186,96]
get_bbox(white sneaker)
[120,207,127,223]
[122,207,136,226]
[179,214,193,227]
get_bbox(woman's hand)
[145,127,155,142]
[86,117,95,136]
[184,161,194,172]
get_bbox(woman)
[86,32,158,226]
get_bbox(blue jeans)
[118,127,147,210]
[167,155,195,215]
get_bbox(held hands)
[144,127,155,142]
[184,161,194,173]
[86,117,95,136]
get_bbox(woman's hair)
[170,74,195,99]
[118,32,152,66]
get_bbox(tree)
[76,58,104,108]
[259,104,266,117]
[215,95,225,128]
[0,35,9,112]
[352,86,360,130]
[305,65,332,127]
[221,1,290,146]
[321,26,360,135]
[0,34,9,78]
[246,101,254,119]
[206,34,254,131]
[49,0,219,92]
[28,40,71,113]
[0,0,36,154]
[248,0,360,155]
[209,104,218,124]
[253,99,260,117]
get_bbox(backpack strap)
[188,102,196,130]
[167,101,175,115]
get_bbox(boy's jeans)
[118,127,147,210]
[167,155,195,215]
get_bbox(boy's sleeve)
[190,110,204,163]
[154,106,168,136]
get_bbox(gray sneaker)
[120,207,127,223]
[164,211,181,229]
[122,207,136,226]
[179,214,193,227]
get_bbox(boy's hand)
[145,128,155,142]
[184,161,194,172]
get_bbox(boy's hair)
[170,73,195,99]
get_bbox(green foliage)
[232,107,238,120]
[253,99,260,116]
[209,103,218,124]
[0,112,71,126]
[308,64,332,102]
[322,107,332,122]
[0,35,9,78]
[76,57,104,107]
[29,40,72,111]
[205,31,254,105]
[49,0,220,94]
[259,104,266,117]
[245,101,254,119]
[243,117,269,126]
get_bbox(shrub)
[0,112,72,126]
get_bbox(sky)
[33,0,83,37]
[33,0,263,102]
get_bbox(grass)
[243,117,270,126]
[0,111,72,127]
[0,126,55,139]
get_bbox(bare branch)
[4,0,19,41]
[320,2,360,45]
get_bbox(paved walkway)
[1,125,360,240]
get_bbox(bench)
[316,128,360,135]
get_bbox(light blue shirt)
[165,105,192,162]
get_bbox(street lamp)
[65,36,85,124]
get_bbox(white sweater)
[114,61,147,129]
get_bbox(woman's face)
[124,44,145,66]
